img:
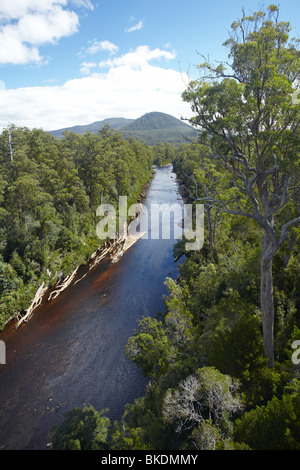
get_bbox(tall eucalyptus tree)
[182,5,300,366]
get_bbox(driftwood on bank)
[13,181,151,328]
[14,217,146,328]
[73,238,121,285]
[112,230,146,262]
[15,282,48,329]
[47,267,79,301]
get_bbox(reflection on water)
[0,166,183,450]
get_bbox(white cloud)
[125,20,144,33]
[99,45,176,69]
[0,1,68,21]
[18,8,79,46]
[0,46,192,130]
[43,78,59,84]
[70,0,94,9]
[0,28,41,64]
[0,1,85,65]
[85,39,119,55]
[80,61,97,75]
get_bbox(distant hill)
[49,117,133,138]
[49,112,198,145]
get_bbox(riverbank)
[10,171,155,330]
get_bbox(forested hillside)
[49,118,134,138]
[50,112,198,145]
[0,126,153,329]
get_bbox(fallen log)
[47,267,79,301]
[15,282,48,329]
[73,242,116,286]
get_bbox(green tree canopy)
[182,4,300,366]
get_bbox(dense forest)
[51,140,300,451]
[1,3,300,451]
[50,5,300,451]
[0,126,154,329]
[51,133,300,449]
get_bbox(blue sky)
[0,0,299,130]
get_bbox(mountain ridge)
[49,112,198,145]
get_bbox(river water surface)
[0,165,184,450]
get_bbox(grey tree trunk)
[260,230,275,367]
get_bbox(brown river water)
[0,165,184,450]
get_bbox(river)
[0,165,184,450]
